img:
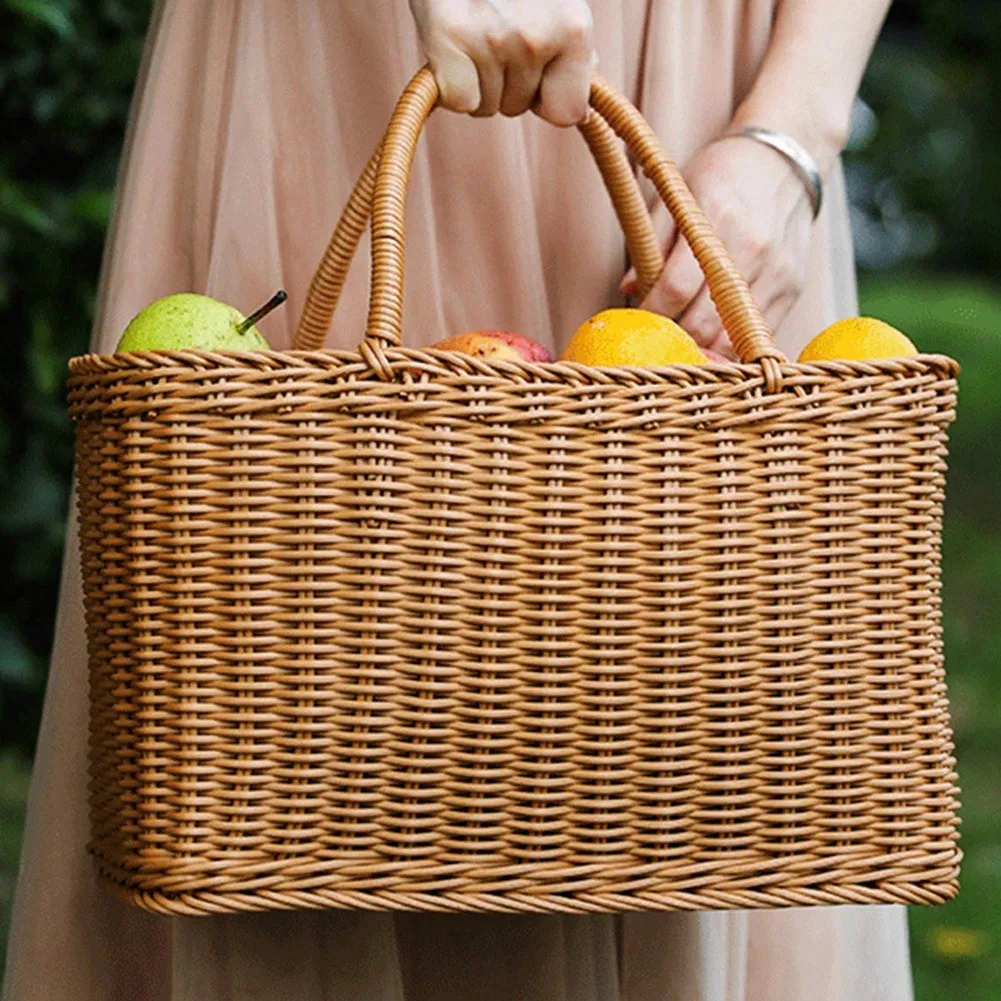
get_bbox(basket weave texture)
[68,69,961,916]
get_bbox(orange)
[561,308,705,366]
[798,317,918,362]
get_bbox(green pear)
[115,290,286,352]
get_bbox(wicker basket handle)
[298,67,785,375]
[587,79,783,371]
[294,90,664,353]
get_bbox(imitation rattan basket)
[68,69,962,917]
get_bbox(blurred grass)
[859,274,1001,1001]
[0,273,997,995]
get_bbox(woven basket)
[69,68,961,917]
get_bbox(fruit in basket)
[561,308,705,366]
[430,330,554,363]
[115,290,286,352]
[798,317,917,362]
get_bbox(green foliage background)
[0,1,998,997]
[0,0,152,752]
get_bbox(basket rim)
[67,347,961,385]
[96,871,962,918]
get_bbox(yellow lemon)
[798,317,918,362]
[562,308,705,366]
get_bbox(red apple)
[431,330,554,363]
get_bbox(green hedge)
[0,1,152,751]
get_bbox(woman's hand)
[409,0,595,125]
[621,0,893,357]
[621,137,816,358]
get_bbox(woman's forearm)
[730,0,893,177]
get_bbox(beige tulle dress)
[3,2,914,999]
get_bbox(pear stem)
[237,289,287,334]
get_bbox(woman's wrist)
[728,91,849,182]
[723,127,825,219]
[726,0,892,182]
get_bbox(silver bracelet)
[729,126,824,220]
